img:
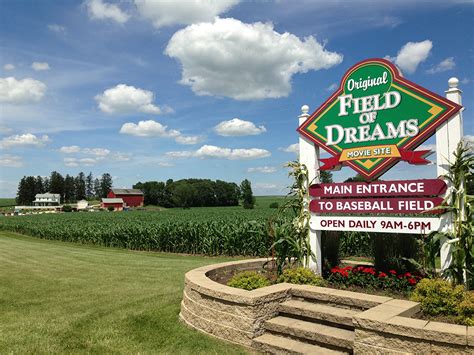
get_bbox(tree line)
[133,178,254,209]
[16,171,113,205]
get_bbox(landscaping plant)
[410,278,473,325]
[227,271,271,290]
[277,267,326,286]
[427,141,473,289]
[327,265,422,293]
[269,161,313,275]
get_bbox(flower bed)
[328,265,422,293]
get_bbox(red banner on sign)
[309,179,447,198]
[309,197,444,215]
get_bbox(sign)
[310,215,450,234]
[310,197,444,214]
[297,58,462,180]
[309,179,447,198]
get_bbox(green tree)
[172,183,197,209]
[34,176,45,195]
[85,172,94,199]
[93,178,101,199]
[99,173,113,198]
[49,171,65,202]
[240,179,255,209]
[320,170,333,183]
[75,172,86,201]
[64,174,76,203]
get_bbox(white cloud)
[110,152,131,161]
[31,62,50,71]
[247,166,277,173]
[166,145,271,160]
[86,0,130,24]
[280,143,299,154]
[214,118,266,136]
[0,77,46,104]
[3,64,15,71]
[48,24,67,34]
[82,147,110,156]
[326,83,338,91]
[0,126,13,135]
[0,133,50,149]
[64,157,99,167]
[120,120,178,137]
[158,162,174,167]
[0,154,23,167]
[135,0,238,28]
[416,144,436,152]
[174,135,204,145]
[461,78,470,85]
[391,40,433,74]
[464,135,474,152]
[427,57,455,74]
[120,120,201,145]
[95,84,165,114]
[59,145,81,153]
[165,17,343,100]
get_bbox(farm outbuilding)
[107,189,144,207]
[101,198,124,211]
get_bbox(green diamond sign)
[297,58,462,180]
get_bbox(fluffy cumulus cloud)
[280,143,299,154]
[165,18,343,100]
[64,157,99,167]
[31,62,50,71]
[390,40,433,74]
[247,166,277,173]
[0,133,50,149]
[0,154,23,167]
[95,84,166,115]
[427,57,455,74]
[135,0,238,28]
[0,77,46,104]
[214,118,266,136]
[166,145,271,160]
[3,64,15,71]
[86,0,130,24]
[120,120,202,145]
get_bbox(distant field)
[0,232,247,354]
[0,196,289,256]
[0,198,15,207]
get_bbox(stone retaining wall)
[180,258,474,353]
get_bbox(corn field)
[0,208,276,256]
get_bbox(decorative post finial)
[301,105,309,115]
[448,77,459,89]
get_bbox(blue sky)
[0,0,473,197]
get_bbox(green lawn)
[0,232,248,354]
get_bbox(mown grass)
[0,232,248,354]
[0,198,15,207]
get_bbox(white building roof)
[101,198,124,204]
[35,193,60,198]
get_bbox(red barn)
[107,188,144,207]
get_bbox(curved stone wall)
[180,259,474,353]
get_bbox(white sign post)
[436,77,464,273]
[298,105,322,274]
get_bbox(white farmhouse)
[33,193,61,206]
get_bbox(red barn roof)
[110,188,143,195]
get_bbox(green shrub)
[456,291,474,326]
[269,202,279,209]
[277,267,326,286]
[227,271,270,290]
[62,205,72,212]
[410,278,465,316]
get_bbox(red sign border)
[297,58,463,180]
